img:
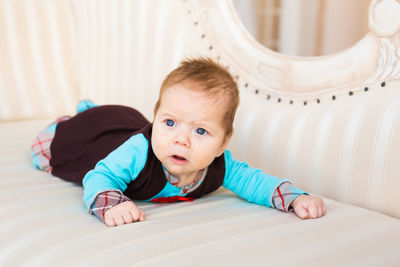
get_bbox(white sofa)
[1,0,400,266]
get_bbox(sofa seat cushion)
[1,119,400,266]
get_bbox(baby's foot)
[77,99,98,113]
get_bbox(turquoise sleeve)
[222,150,289,207]
[82,133,149,209]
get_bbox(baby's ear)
[217,132,233,157]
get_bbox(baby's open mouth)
[172,155,186,161]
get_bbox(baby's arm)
[222,150,326,219]
[104,201,145,227]
[90,191,145,227]
[83,134,149,226]
[271,181,326,219]
[290,194,326,219]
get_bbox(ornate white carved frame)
[185,0,400,105]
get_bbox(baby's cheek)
[195,147,218,167]
[151,139,164,159]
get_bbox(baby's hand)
[290,195,326,219]
[104,201,145,227]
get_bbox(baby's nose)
[174,132,191,148]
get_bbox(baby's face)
[151,83,230,180]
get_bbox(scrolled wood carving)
[368,0,400,82]
[186,0,400,102]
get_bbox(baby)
[31,57,326,227]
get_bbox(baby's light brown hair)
[154,57,239,139]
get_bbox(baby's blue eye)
[196,128,207,135]
[165,119,175,127]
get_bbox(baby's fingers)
[318,205,326,217]
[130,206,144,222]
[308,204,320,218]
[139,209,146,222]
[122,211,134,224]
[321,204,327,217]
[114,215,126,226]
[104,215,116,227]
[310,201,326,218]
[295,206,310,219]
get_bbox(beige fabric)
[73,0,208,119]
[1,119,400,266]
[0,0,78,120]
[1,0,400,264]
[231,81,400,219]
[0,0,209,121]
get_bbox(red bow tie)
[150,196,195,203]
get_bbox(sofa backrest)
[0,0,209,121]
[1,0,400,219]
[0,0,78,120]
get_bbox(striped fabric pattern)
[0,0,78,120]
[0,0,210,121]
[70,0,209,119]
[2,0,400,264]
[230,81,400,219]
[2,119,400,265]
[1,0,400,221]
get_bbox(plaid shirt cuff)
[272,181,305,212]
[90,191,131,223]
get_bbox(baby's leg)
[31,100,98,173]
[31,116,71,173]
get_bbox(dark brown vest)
[50,105,225,200]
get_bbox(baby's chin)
[162,162,197,177]
[163,163,187,175]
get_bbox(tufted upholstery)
[233,81,400,219]
[1,0,400,219]
[0,0,208,121]
[2,0,400,265]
